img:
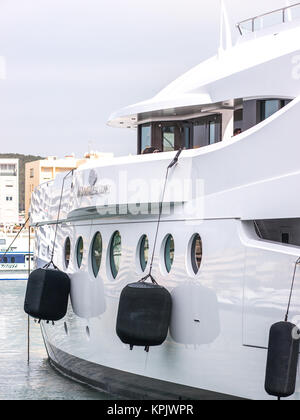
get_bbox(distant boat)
[0,232,34,281]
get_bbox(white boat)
[0,231,33,281]
[30,3,300,400]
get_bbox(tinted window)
[139,235,149,272]
[191,234,202,274]
[91,233,102,277]
[209,121,216,144]
[76,237,84,269]
[165,235,175,273]
[110,231,122,279]
[261,100,284,121]
[64,238,71,269]
[140,125,151,153]
[162,127,175,152]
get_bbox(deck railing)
[237,2,300,35]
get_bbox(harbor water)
[0,279,114,400]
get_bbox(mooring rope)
[140,149,183,284]
[285,256,300,322]
[44,169,75,270]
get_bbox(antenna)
[219,0,232,54]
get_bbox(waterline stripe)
[0,278,27,281]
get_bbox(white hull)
[30,7,300,400]
[36,216,300,400]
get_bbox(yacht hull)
[44,336,241,400]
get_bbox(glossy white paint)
[108,21,300,127]
[31,10,300,400]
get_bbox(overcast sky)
[0,0,290,158]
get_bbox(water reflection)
[0,280,111,400]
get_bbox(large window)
[162,126,175,152]
[209,121,217,144]
[193,115,222,148]
[140,125,151,154]
[260,100,285,121]
[138,115,222,154]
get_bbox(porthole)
[164,235,175,273]
[91,232,102,278]
[139,235,149,272]
[64,237,71,269]
[191,234,203,274]
[110,231,122,279]
[76,237,84,269]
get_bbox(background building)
[0,159,19,225]
[25,152,113,218]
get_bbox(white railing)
[237,2,300,35]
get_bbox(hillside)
[0,153,44,211]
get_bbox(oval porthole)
[139,235,149,272]
[110,231,122,279]
[164,235,175,273]
[76,237,84,269]
[91,232,102,278]
[64,237,71,269]
[191,234,203,274]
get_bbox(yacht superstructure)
[29,3,300,400]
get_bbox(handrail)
[237,2,300,35]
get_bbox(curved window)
[91,233,102,278]
[164,235,175,273]
[64,238,71,269]
[76,237,84,269]
[110,231,122,279]
[191,234,202,274]
[139,235,149,272]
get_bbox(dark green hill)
[0,153,44,211]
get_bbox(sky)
[0,0,291,158]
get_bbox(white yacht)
[30,3,300,400]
